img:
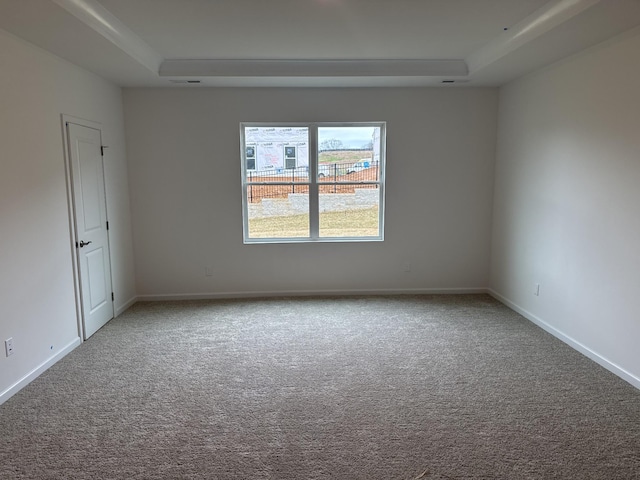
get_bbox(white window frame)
[240,122,386,244]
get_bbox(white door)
[67,122,114,339]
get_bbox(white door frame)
[61,114,114,341]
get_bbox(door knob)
[79,240,93,247]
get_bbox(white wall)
[0,30,136,403]
[123,87,497,297]
[491,29,640,387]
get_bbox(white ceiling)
[1,0,639,87]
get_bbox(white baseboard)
[115,295,137,316]
[488,289,640,391]
[137,287,488,302]
[0,337,82,406]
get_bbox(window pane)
[318,126,379,182]
[241,122,384,243]
[245,126,309,182]
[247,191,310,238]
[318,185,380,238]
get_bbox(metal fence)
[246,163,379,203]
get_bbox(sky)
[318,126,376,149]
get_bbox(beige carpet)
[1,295,639,479]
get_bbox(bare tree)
[320,139,343,151]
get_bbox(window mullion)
[308,125,319,238]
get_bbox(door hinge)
[106,221,109,230]
[101,145,107,156]
[111,292,114,302]
[75,241,78,248]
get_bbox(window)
[245,146,256,170]
[240,122,386,243]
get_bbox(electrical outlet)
[403,262,411,272]
[205,266,214,277]
[5,338,14,357]
[534,283,540,296]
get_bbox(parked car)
[347,160,371,174]
[317,164,333,177]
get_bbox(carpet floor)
[0,294,639,479]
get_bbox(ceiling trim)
[159,59,469,78]
[51,0,163,74]
[41,0,628,87]
[466,0,601,74]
